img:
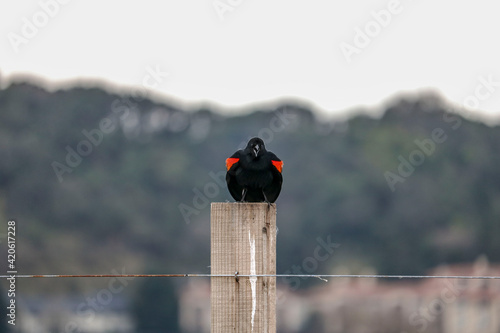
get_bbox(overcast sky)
[1,0,499,122]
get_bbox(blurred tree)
[131,277,179,333]
[0,287,9,333]
[1,82,500,295]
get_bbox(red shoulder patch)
[272,160,283,173]
[226,157,239,171]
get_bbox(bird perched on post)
[225,137,283,203]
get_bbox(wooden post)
[211,202,276,333]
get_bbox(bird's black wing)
[225,151,244,201]
[264,152,283,203]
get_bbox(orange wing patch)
[272,160,283,173]
[226,158,240,171]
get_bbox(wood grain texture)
[211,202,276,333]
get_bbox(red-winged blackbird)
[226,137,283,203]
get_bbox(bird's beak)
[253,145,260,157]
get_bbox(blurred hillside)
[1,82,500,293]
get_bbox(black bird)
[226,137,283,203]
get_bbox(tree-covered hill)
[1,82,499,293]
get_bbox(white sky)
[1,0,499,122]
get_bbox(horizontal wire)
[1,274,500,280]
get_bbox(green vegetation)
[1,82,499,294]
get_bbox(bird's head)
[246,137,265,158]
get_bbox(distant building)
[17,295,134,333]
[179,279,211,333]
[179,256,500,333]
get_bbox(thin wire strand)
[1,273,500,280]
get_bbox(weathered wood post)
[211,202,277,333]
